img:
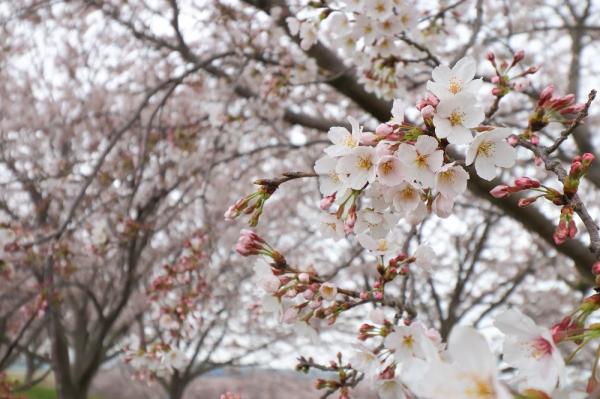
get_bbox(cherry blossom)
[325,117,362,157]
[397,135,443,187]
[433,93,485,144]
[336,146,378,189]
[466,128,517,180]
[495,309,566,392]
[427,57,483,100]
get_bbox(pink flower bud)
[320,194,336,210]
[420,105,435,119]
[560,103,586,115]
[518,196,538,207]
[359,291,370,300]
[538,85,554,106]
[303,289,315,300]
[376,123,394,136]
[491,87,502,96]
[491,76,500,84]
[512,49,525,65]
[507,135,519,146]
[515,177,541,189]
[582,153,595,165]
[570,160,583,176]
[360,132,378,145]
[373,291,383,300]
[486,50,495,64]
[489,185,512,198]
[530,134,539,145]
[526,66,539,74]
[235,229,266,256]
[298,273,310,283]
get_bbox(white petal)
[447,126,473,145]
[415,135,439,155]
[453,57,477,81]
[494,141,516,168]
[475,155,497,180]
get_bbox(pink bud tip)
[490,185,512,198]
[375,123,394,136]
[512,49,525,63]
[538,85,554,106]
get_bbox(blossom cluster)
[227,52,597,399]
[314,57,515,256]
[123,232,209,380]
[348,308,575,399]
[286,0,440,99]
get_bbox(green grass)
[23,385,57,399]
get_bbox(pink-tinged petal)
[475,155,497,180]
[348,116,361,138]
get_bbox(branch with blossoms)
[227,47,600,398]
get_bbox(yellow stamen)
[449,78,462,94]
[357,156,373,170]
[477,140,494,157]
[379,160,394,175]
[449,111,465,126]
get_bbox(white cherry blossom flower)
[466,128,516,180]
[385,181,421,215]
[336,146,378,189]
[355,208,398,239]
[314,155,345,196]
[435,162,469,197]
[364,0,394,20]
[323,11,351,37]
[376,16,403,36]
[377,155,405,186]
[350,344,381,379]
[405,199,428,225]
[422,327,512,399]
[397,135,443,187]
[495,309,566,392]
[299,21,318,50]
[357,231,399,255]
[385,323,436,363]
[433,94,484,144]
[427,57,483,100]
[318,213,346,240]
[364,181,390,211]
[325,116,362,157]
[396,7,419,36]
[353,15,378,44]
